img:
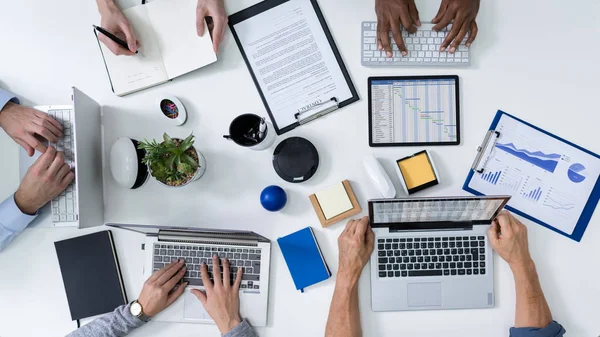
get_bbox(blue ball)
[260,185,287,212]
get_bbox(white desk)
[1,0,599,336]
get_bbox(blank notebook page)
[146,0,217,79]
[316,182,353,219]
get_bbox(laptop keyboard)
[377,236,486,278]
[153,243,261,290]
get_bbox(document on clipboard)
[463,110,600,242]
[228,0,359,135]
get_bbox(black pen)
[93,25,138,54]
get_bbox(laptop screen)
[369,196,510,229]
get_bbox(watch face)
[130,302,142,316]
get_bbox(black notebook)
[55,230,128,320]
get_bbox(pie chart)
[567,163,586,183]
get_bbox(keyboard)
[361,22,470,67]
[153,243,262,291]
[48,109,78,223]
[377,236,486,278]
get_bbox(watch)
[129,300,151,322]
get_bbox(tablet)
[368,75,460,147]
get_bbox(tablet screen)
[368,75,460,146]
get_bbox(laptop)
[19,87,104,228]
[106,223,272,326]
[369,195,510,311]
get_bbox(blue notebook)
[277,227,331,292]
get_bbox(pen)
[93,25,138,54]
[258,118,266,141]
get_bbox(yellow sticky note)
[398,153,436,189]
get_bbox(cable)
[76,319,81,328]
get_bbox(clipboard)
[463,110,600,242]
[228,0,359,135]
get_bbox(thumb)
[487,220,500,247]
[120,22,138,53]
[190,289,207,306]
[16,139,34,157]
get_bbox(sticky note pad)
[397,151,439,194]
[315,182,353,220]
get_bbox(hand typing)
[487,211,533,270]
[196,0,228,53]
[432,0,480,53]
[14,147,74,215]
[375,0,421,57]
[0,102,62,156]
[191,256,243,334]
[137,260,188,317]
[337,217,375,284]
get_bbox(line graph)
[495,142,561,173]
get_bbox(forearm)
[325,276,361,337]
[96,0,118,13]
[511,260,553,328]
[66,304,146,337]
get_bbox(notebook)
[95,0,217,96]
[277,227,331,292]
[54,230,128,320]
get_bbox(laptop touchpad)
[407,283,442,307]
[183,290,210,320]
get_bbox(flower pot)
[149,146,206,188]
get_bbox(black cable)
[76,319,81,328]
[142,0,146,4]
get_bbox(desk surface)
[1,0,599,336]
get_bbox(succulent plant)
[138,133,199,186]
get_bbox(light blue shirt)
[0,88,37,252]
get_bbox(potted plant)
[138,133,206,187]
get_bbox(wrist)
[14,189,39,215]
[336,269,360,289]
[509,257,535,276]
[97,0,118,14]
[217,315,242,334]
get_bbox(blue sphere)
[260,185,287,212]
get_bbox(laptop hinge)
[158,230,259,246]
[388,221,474,232]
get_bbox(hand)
[375,0,420,57]
[432,0,480,53]
[0,102,62,156]
[191,256,242,334]
[97,0,138,55]
[196,0,228,53]
[14,147,74,215]
[137,260,187,317]
[487,211,533,270]
[337,217,375,284]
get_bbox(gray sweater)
[66,304,259,337]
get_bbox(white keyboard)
[48,109,78,223]
[361,22,470,67]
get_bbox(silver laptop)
[19,87,104,228]
[369,196,509,311]
[107,223,271,326]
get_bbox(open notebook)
[95,0,217,96]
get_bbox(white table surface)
[1,0,600,336]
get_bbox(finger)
[211,255,222,284]
[34,118,63,139]
[432,0,448,23]
[148,259,181,283]
[36,146,57,169]
[441,14,467,52]
[398,8,416,33]
[33,123,60,144]
[222,258,232,287]
[16,139,34,157]
[408,1,420,26]
[61,171,75,188]
[156,260,186,285]
[163,267,187,291]
[355,216,369,238]
[120,21,138,53]
[190,289,208,306]
[390,21,407,56]
[432,10,454,32]
[24,134,46,154]
[487,220,500,246]
[495,212,514,237]
[466,21,478,47]
[196,7,207,36]
[449,21,470,53]
[98,34,135,56]
[200,263,213,291]
[56,163,71,181]
[346,219,358,235]
[378,20,393,57]
[47,152,65,176]
[35,111,63,131]
[233,267,242,290]
[212,16,227,53]
[366,225,375,250]
[166,282,187,306]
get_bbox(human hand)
[191,256,242,334]
[488,211,533,270]
[97,0,138,55]
[196,0,228,53]
[0,102,62,156]
[432,0,480,53]
[137,260,187,317]
[337,217,375,284]
[14,147,74,215]
[375,0,420,57]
